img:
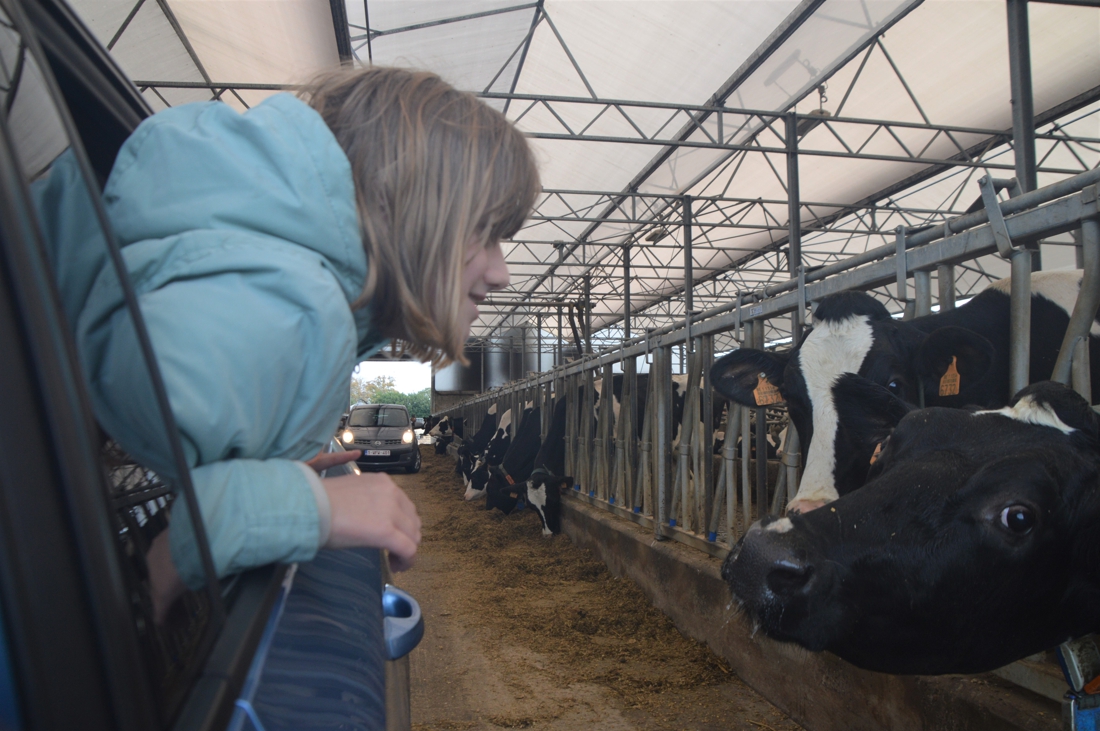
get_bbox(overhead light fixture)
[645,226,669,243]
[796,84,831,138]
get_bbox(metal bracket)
[979,175,1016,258]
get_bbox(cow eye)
[999,505,1036,535]
[887,380,901,393]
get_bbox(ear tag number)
[753,373,783,406]
[939,356,960,397]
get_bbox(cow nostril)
[765,560,813,597]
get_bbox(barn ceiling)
[67,0,1100,356]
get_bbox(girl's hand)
[306,448,361,473]
[322,472,422,571]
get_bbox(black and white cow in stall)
[722,381,1100,675]
[429,413,464,452]
[712,270,1100,514]
[483,406,541,515]
[523,397,573,535]
[463,408,513,501]
[456,404,498,482]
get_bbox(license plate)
[366,449,390,456]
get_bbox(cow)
[711,270,1100,514]
[523,397,573,535]
[456,406,498,482]
[433,416,466,455]
[463,409,512,501]
[721,381,1100,675]
[484,406,541,515]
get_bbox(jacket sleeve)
[78,231,358,589]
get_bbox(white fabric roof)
[68,0,1100,349]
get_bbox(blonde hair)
[301,67,540,366]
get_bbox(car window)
[349,406,410,428]
[0,2,220,724]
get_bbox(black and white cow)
[429,416,456,455]
[712,270,1100,514]
[456,405,499,482]
[484,406,541,515]
[463,408,513,501]
[519,397,573,535]
[722,381,1100,675]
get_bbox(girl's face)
[460,239,510,339]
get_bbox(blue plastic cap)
[669,519,677,527]
[383,585,424,661]
[708,532,717,542]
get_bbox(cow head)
[485,470,524,515]
[712,291,997,513]
[721,382,1100,675]
[526,470,573,536]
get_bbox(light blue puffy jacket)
[78,94,385,587]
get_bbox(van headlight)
[341,430,354,444]
[402,430,414,444]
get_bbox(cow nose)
[724,524,822,605]
[766,558,814,597]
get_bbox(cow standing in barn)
[712,270,1100,514]
[463,408,513,500]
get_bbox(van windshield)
[348,407,409,428]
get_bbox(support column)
[1008,0,1040,270]
[583,274,592,355]
[624,244,632,341]
[786,113,803,344]
[937,264,956,311]
[684,196,693,337]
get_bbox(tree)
[368,388,431,418]
[350,374,395,406]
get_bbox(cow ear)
[1011,382,1100,442]
[916,327,994,399]
[710,348,788,406]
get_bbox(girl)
[83,67,540,612]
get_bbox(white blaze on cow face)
[488,403,497,415]
[790,314,875,511]
[499,409,512,433]
[976,395,1076,434]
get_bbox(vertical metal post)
[684,196,694,340]
[624,356,637,510]
[896,227,909,314]
[937,264,956,311]
[786,112,804,342]
[582,367,595,495]
[914,270,932,318]
[753,322,768,515]
[1007,0,1040,270]
[624,244,632,340]
[700,335,714,535]
[655,345,671,540]
[725,405,740,543]
[783,424,801,515]
[583,275,592,355]
[557,306,563,366]
[1010,247,1032,398]
[565,372,576,485]
[536,314,542,373]
[1053,217,1100,387]
[1072,337,1091,404]
[740,321,753,528]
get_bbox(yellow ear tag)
[869,441,884,465]
[939,356,961,397]
[753,373,783,406]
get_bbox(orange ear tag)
[938,356,961,397]
[869,441,884,465]
[753,373,784,406]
